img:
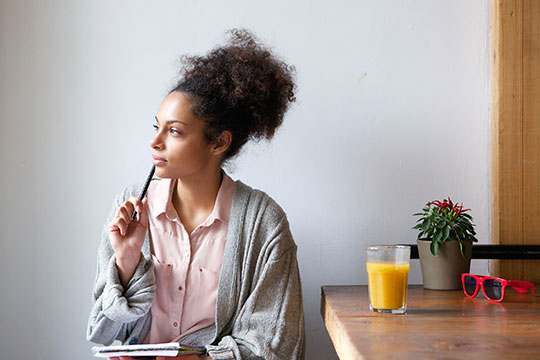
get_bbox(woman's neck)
[172,167,223,233]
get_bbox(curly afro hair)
[170,28,297,162]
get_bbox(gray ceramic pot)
[417,239,473,290]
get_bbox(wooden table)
[321,285,540,359]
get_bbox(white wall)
[0,1,490,359]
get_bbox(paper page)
[92,342,180,358]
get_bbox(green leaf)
[434,231,443,244]
[442,225,450,242]
[431,241,439,256]
[459,241,465,259]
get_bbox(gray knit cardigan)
[87,179,305,359]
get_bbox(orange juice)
[366,262,409,310]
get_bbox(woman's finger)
[126,198,138,212]
[117,203,134,223]
[128,196,143,211]
[110,217,127,236]
[108,220,118,231]
[128,197,144,219]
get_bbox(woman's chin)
[154,167,172,178]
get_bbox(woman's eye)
[152,124,181,135]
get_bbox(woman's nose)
[150,132,163,150]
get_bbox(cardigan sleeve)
[86,188,155,345]
[206,224,305,360]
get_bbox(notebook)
[91,342,206,358]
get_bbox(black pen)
[131,165,156,220]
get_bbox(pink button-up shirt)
[143,172,236,344]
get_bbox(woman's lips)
[152,155,167,165]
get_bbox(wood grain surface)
[491,0,540,282]
[321,285,540,359]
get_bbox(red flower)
[427,197,470,214]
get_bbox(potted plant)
[412,197,478,290]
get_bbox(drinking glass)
[366,245,411,314]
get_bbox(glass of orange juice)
[366,245,411,314]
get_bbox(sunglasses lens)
[484,279,503,300]
[463,275,477,296]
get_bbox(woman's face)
[150,91,218,179]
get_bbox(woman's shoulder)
[231,181,296,259]
[235,180,284,209]
[233,180,289,227]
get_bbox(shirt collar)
[152,171,236,225]
[208,171,236,225]
[152,178,176,221]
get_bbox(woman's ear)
[212,130,232,155]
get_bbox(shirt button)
[173,322,178,327]
[167,264,172,268]
[200,268,203,272]
[178,286,183,291]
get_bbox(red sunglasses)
[461,273,535,303]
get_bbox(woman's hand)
[108,196,149,286]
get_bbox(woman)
[87,29,305,360]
